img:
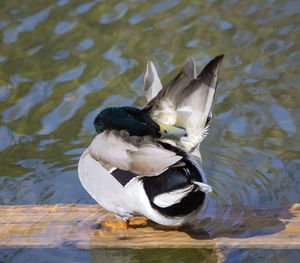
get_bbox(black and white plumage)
[78,55,223,227]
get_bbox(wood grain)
[0,204,299,249]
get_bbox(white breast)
[78,150,139,220]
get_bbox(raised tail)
[143,55,224,151]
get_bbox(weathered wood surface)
[0,204,299,249]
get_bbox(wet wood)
[0,204,299,249]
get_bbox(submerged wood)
[0,204,299,249]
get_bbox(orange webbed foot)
[104,219,129,229]
[103,217,148,230]
[128,218,147,228]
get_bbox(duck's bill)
[159,123,187,139]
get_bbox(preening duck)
[78,55,223,228]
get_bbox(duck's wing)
[144,55,224,151]
[144,61,163,102]
[175,55,224,140]
[143,57,196,111]
[88,130,182,176]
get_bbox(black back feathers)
[142,142,206,217]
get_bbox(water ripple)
[102,43,138,81]
[100,2,129,24]
[0,55,7,63]
[71,0,101,15]
[277,24,298,36]
[75,38,94,51]
[54,21,77,35]
[2,64,86,123]
[129,0,181,24]
[0,74,32,102]
[55,63,86,83]
[212,14,233,30]
[270,105,296,133]
[27,45,44,56]
[38,76,105,135]
[186,39,211,49]
[53,50,70,60]
[56,0,69,6]
[0,20,7,29]
[159,5,199,26]
[260,39,293,56]
[0,125,33,152]
[287,50,300,67]
[232,29,256,47]
[3,6,53,44]
[0,85,11,102]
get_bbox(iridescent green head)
[94,106,161,137]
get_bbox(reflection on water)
[0,248,217,263]
[0,0,299,261]
[1,247,299,263]
[90,248,217,263]
[0,248,90,263]
[224,249,300,263]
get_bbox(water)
[0,0,299,262]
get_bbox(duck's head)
[94,106,186,139]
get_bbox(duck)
[78,55,224,228]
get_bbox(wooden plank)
[0,204,299,249]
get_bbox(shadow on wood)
[0,203,299,249]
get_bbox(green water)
[0,0,299,262]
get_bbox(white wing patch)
[193,181,212,193]
[153,185,194,208]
